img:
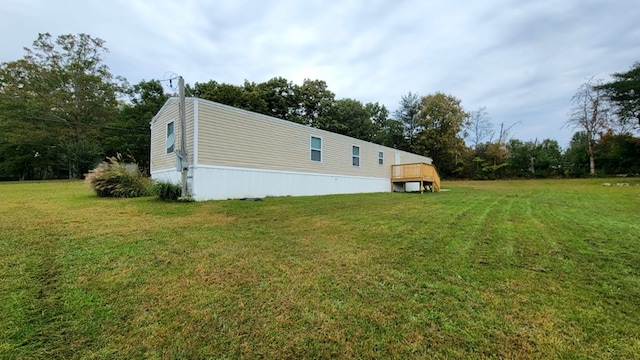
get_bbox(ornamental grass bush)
[84,154,151,198]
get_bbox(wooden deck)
[391,163,441,193]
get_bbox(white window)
[378,151,384,165]
[311,136,322,162]
[166,121,175,154]
[352,145,360,167]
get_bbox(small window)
[166,121,175,154]
[311,136,322,162]
[378,151,384,165]
[352,145,360,167]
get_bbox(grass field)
[1,179,639,359]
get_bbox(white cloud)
[1,0,637,147]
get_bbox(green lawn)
[1,179,639,359]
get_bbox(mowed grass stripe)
[1,179,639,358]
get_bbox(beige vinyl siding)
[393,151,434,165]
[150,99,195,172]
[185,101,195,160]
[195,99,431,178]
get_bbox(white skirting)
[153,165,391,201]
[150,168,183,185]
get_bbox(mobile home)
[150,97,439,201]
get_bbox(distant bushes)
[85,154,151,198]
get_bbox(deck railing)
[391,162,440,192]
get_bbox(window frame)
[166,121,175,154]
[310,135,322,162]
[378,151,384,165]
[352,145,360,167]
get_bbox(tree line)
[1,33,638,181]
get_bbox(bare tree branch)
[565,77,611,174]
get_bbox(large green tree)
[103,79,168,172]
[256,77,301,122]
[325,99,394,142]
[595,131,640,175]
[413,92,469,177]
[297,79,336,128]
[368,102,405,149]
[479,141,509,179]
[598,61,640,130]
[0,33,126,178]
[506,139,534,178]
[189,77,339,128]
[325,98,372,140]
[563,132,591,177]
[188,80,267,114]
[393,92,421,150]
[0,55,60,180]
[531,139,563,178]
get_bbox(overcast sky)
[2,0,638,147]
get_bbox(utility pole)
[178,76,189,198]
